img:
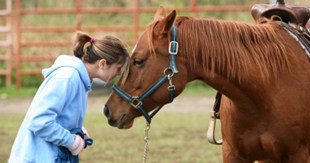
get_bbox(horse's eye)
[133,59,144,67]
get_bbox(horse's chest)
[220,106,272,158]
[241,131,283,157]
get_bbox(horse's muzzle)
[103,104,118,127]
[103,104,111,118]
[103,104,128,129]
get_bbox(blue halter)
[113,25,179,124]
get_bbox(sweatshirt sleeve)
[27,77,77,149]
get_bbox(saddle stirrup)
[207,111,223,145]
[207,92,223,145]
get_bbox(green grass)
[0,114,25,162]
[0,112,223,163]
[0,86,38,99]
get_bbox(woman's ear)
[98,59,107,69]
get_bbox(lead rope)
[142,124,150,163]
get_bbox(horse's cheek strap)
[138,75,168,101]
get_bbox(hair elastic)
[90,38,94,43]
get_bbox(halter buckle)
[169,41,179,55]
[131,96,143,108]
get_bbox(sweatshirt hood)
[42,55,92,91]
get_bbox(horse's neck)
[199,71,252,101]
[191,66,273,113]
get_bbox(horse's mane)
[177,16,293,82]
[149,16,294,83]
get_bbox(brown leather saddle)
[251,0,310,27]
[252,0,310,57]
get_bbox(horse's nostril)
[103,104,111,118]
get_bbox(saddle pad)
[281,22,310,58]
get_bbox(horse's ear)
[154,6,166,21]
[154,10,176,35]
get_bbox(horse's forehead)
[131,30,149,55]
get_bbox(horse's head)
[104,6,188,129]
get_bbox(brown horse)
[104,6,310,163]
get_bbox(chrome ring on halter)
[112,25,179,124]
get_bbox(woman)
[8,31,130,163]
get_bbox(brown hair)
[73,31,130,82]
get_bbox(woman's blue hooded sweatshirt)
[9,55,92,163]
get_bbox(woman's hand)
[69,135,85,156]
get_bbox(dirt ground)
[0,92,216,114]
